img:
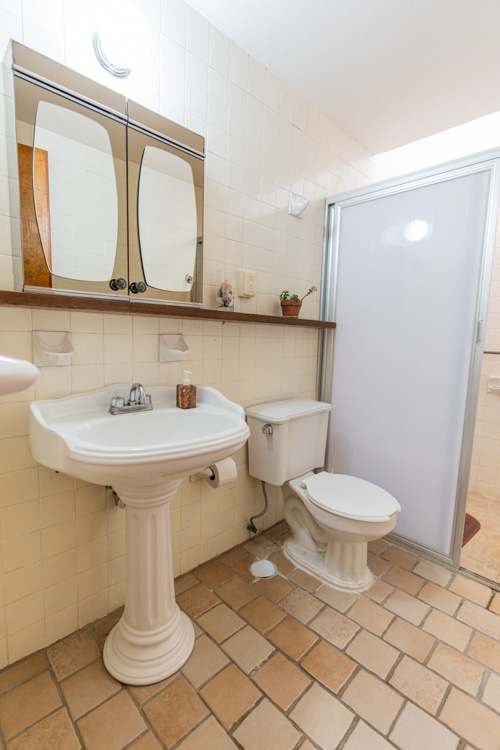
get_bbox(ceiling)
[184,0,500,154]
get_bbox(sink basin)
[30,384,250,685]
[30,384,249,485]
[0,354,39,396]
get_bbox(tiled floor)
[1,523,500,749]
[462,491,500,584]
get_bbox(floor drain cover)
[250,560,277,579]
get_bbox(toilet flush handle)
[262,424,273,435]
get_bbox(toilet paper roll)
[207,457,237,488]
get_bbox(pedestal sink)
[30,384,250,684]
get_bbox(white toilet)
[245,399,401,592]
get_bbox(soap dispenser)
[176,370,197,409]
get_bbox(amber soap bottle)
[176,370,197,409]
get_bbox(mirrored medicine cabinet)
[7,42,204,307]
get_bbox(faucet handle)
[145,394,152,405]
[111,397,125,408]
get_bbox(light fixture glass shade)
[94,0,150,76]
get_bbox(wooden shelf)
[0,290,336,329]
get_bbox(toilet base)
[283,537,374,593]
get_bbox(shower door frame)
[318,148,500,568]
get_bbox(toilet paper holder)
[191,457,237,488]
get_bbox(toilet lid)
[303,472,401,521]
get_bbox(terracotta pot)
[280,299,302,317]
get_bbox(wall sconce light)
[289,192,310,218]
[92,0,150,79]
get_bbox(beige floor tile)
[342,670,404,734]
[60,658,121,719]
[47,629,101,681]
[267,550,295,576]
[0,670,61,740]
[288,569,322,592]
[267,617,318,660]
[143,677,208,748]
[253,574,294,602]
[176,583,220,618]
[389,655,448,714]
[490,592,500,614]
[239,595,285,633]
[252,652,310,710]
[94,610,122,642]
[418,581,461,615]
[221,625,274,673]
[383,617,435,662]
[383,566,425,595]
[174,574,199,596]
[279,588,323,624]
[348,597,394,636]
[423,609,472,651]
[346,629,399,679]
[233,698,302,750]
[181,634,229,689]
[176,716,237,749]
[230,556,257,583]
[128,733,163,750]
[199,664,261,730]
[217,578,258,610]
[0,652,47,694]
[381,545,419,570]
[315,585,359,613]
[301,640,356,693]
[368,552,391,576]
[364,578,394,604]
[309,606,359,648]
[219,546,247,566]
[7,707,80,750]
[196,603,245,643]
[440,686,500,750]
[368,539,390,555]
[449,575,492,606]
[389,702,459,750]
[78,691,146,750]
[290,683,354,750]
[413,559,452,586]
[427,642,484,695]
[193,560,234,589]
[127,673,179,706]
[243,535,278,559]
[467,631,500,672]
[384,589,430,625]
[343,720,394,749]
[457,599,500,639]
[482,672,500,713]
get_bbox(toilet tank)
[245,399,332,485]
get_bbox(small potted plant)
[279,286,317,317]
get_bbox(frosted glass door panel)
[327,171,490,555]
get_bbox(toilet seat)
[302,471,401,522]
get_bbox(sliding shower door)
[322,156,500,560]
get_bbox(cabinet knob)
[129,281,147,294]
[109,277,127,291]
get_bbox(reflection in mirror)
[138,146,197,292]
[33,101,118,282]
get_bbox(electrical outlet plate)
[237,269,256,297]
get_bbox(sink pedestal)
[103,480,195,685]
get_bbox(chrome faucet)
[109,383,153,415]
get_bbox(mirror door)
[127,126,203,306]
[14,76,128,297]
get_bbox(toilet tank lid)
[245,399,331,424]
